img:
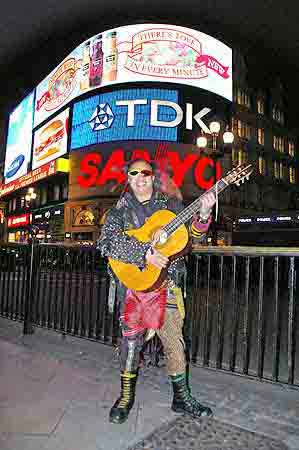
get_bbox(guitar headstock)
[224,163,253,187]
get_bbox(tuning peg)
[236,181,240,186]
[246,175,250,180]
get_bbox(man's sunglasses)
[128,169,153,177]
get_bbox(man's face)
[127,160,155,198]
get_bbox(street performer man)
[98,158,216,424]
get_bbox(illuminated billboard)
[69,141,222,200]
[71,88,179,148]
[4,92,35,183]
[7,213,31,229]
[34,23,232,126]
[32,108,69,170]
[0,159,69,199]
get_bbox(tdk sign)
[113,100,211,133]
[71,88,211,149]
[89,103,115,131]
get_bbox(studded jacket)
[98,190,209,313]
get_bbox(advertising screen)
[71,88,178,149]
[32,108,69,170]
[4,92,35,183]
[34,23,232,127]
[69,141,222,201]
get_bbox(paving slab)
[0,433,50,450]
[128,415,289,450]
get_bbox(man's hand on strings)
[145,247,169,269]
[198,192,216,221]
[151,229,165,246]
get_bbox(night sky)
[0,0,299,156]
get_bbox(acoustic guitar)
[108,163,253,291]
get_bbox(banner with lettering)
[34,24,232,127]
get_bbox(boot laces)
[177,384,206,413]
[118,375,135,408]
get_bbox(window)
[12,198,17,211]
[273,136,285,153]
[41,188,47,205]
[274,161,280,179]
[232,148,247,166]
[35,191,40,207]
[288,141,295,157]
[237,120,251,139]
[257,99,264,115]
[279,162,284,180]
[62,184,68,200]
[290,167,296,184]
[258,157,266,175]
[272,105,284,125]
[238,149,247,165]
[53,185,60,201]
[232,148,238,166]
[240,150,247,165]
[8,200,12,212]
[20,197,25,208]
[258,128,265,145]
[236,89,251,108]
[232,148,248,166]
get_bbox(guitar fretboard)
[163,178,229,236]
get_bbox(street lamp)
[23,186,37,335]
[25,187,37,241]
[197,122,235,152]
[196,135,208,149]
[196,120,235,245]
[209,120,221,134]
[223,130,234,145]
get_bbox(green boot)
[109,371,138,424]
[170,373,213,418]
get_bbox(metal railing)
[0,242,298,387]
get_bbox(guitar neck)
[163,178,229,236]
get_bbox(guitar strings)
[164,165,250,236]
[164,179,227,235]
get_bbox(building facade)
[230,50,299,245]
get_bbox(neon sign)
[77,149,221,191]
[7,213,31,228]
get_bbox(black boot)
[170,373,213,418]
[109,371,138,424]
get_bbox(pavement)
[0,316,298,450]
